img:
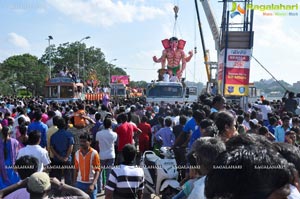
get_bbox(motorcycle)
[140,147,180,199]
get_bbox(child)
[17,125,28,148]
[14,117,26,139]
[172,152,201,199]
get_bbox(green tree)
[129,81,148,88]
[0,54,47,96]
[254,79,292,95]
[40,42,126,84]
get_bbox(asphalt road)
[96,190,158,199]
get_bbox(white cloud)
[0,49,12,62]
[250,11,300,84]
[47,0,165,27]
[136,50,158,59]
[254,12,300,49]
[8,32,30,49]
[8,0,48,14]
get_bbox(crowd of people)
[163,71,180,82]
[58,67,78,83]
[0,91,300,199]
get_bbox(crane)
[194,0,219,93]
[195,0,254,98]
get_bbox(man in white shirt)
[170,74,179,82]
[96,118,117,192]
[163,71,170,82]
[252,100,272,126]
[17,130,51,172]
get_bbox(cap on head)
[250,119,259,125]
[27,172,51,194]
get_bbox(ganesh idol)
[153,37,193,80]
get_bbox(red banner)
[111,75,129,85]
[224,49,252,96]
[225,68,250,85]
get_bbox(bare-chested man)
[153,37,193,79]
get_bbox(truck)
[185,86,199,103]
[44,76,84,103]
[110,83,127,98]
[146,81,198,104]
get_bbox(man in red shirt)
[137,116,151,154]
[115,113,141,164]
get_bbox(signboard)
[111,75,129,85]
[224,49,252,96]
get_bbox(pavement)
[96,191,105,199]
[96,189,159,199]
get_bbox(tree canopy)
[40,42,126,84]
[0,54,47,96]
[0,43,127,96]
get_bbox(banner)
[111,75,129,85]
[224,49,252,96]
[217,49,225,95]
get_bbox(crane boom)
[199,0,220,51]
[194,0,210,82]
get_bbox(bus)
[44,76,84,103]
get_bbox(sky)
[0,0,299,85]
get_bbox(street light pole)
[108,58,117,85]
[82,51,85,83]
[77,36,90,79]
[47,35,53,79]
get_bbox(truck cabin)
[185,86,198,102]
[110,83,126,97]
[146,82,185,104]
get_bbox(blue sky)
[0,0,299,84]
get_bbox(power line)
[251,55,288,91]
[124,68,157,71]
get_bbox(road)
[96,189,159,199]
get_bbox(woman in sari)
[0,126,20,189]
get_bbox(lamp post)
[82,51,85,82]
[108,58,117,85]
[77,36,90,79]
[46,35,53,79]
